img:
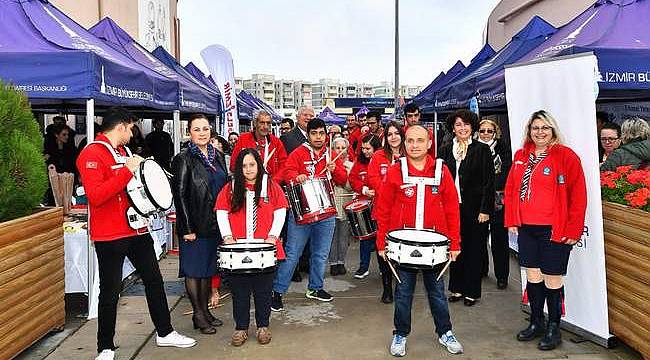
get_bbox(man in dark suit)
[279,105,315,282]
[281,106,314,154]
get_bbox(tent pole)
[85,98,95,319]
[434,110,438,157]
[173,110,181,155]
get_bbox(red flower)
[616,165,634,174]
[627,170,650,185]
[625,187,650,208]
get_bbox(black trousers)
[228,271,275,330]
[449,211,489,299]
[488,208,510,281]
[94,234,173,352]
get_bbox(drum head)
[387,229,448,245]
[219,242,275,252]
[140,160,173,210]
[345,199,370,211]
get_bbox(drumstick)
[264,147,276,168]
[334,193,357,197]
[386,258,402,284]
[318,151,345,175]
[436,259,453,281]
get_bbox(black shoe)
[497,279,508,290]
[381,287,394,304]
[291,271,302,282]
[330,265,338,276]
[463,297,477,306]
[208,315,224,327]
[306,289,333,302]
[517,318,546,341]
[271,291,284,312]
[448,293,463,302]
[192,317,217,334]
[338,264,347,275]
[538,322,562,350]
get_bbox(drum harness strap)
[239,175,269,240]
[302,143,331,181]
[400,157,443,230]
[89,141,150,233]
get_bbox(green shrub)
[0,80,48,222]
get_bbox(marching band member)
[272,118,347,310]
[402,103,436,157]
[215,148,288,346]
[366,111,384,139]
[505,110,586,350]
[348,134,386,286]
[439,110,495,307]
[375,125,463,356]
[171,114,228,334]
[364,120,405,303]
[76,107,195,360]
[230,109,287,178]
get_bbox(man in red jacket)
[374,125,463,357]
[230,109,287,179]
[76,107,196,360]
[271,118,347,311]
[403,103,436,157]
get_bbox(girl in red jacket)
[505,110,587,351]
[215,148,288,347]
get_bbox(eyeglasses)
[600,137,620,142]
[479,129,495,134]
[531,125,552,132]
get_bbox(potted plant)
[0,80,65,359]
[600,166,649,359]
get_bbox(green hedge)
[0,80,48,222]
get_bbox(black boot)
[380,267,393,304]
[539,287,563,350]
[517,282,546,341]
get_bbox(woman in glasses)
[476,119,512,289]
[504,110,586,351]
[598,122,621,164]
[438,110,494,307]
[600,118,649,171]
[171,114,228,334]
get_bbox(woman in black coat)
[171,114,228,334]
[439,110,495,306]
[476,119,512,289]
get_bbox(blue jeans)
[273,213,336,293]
[358,238,375,271]
[394,267,452,337]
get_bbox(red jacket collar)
[404,155,435,176]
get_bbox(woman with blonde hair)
[476,119,512,289]
[504,110,586,351]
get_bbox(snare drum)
[386,229,449,270]
[218,241,277,274]
[344,199,376,240]
[126,159,173,216]
[286,177,337,224]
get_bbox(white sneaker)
[439,330,463,354]
[390,334,407,357]
[156,330,197,348]
[95,349,115,360]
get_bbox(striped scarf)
[519,151,547,201]
[188,142,217,173]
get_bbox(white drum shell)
[126,159,172,216]
[218,242,277,273]
[386,229,449,268]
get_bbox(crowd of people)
[70,104,650,360]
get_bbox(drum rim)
[220,265,277,274]
[344,199,370,210]
[386,229,449,247]
[219,243,277,252]
[140,159,173,211]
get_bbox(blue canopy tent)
[88,17,221,115]
[238,90,283,122]
[0,0,180,112]
[416,62,466,113]
[411,71,445,108]
[434,16,557,111]
[318,106,346,125]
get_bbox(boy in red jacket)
[374,126,463,357]
[76,107,196,360]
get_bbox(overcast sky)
[178,0,500,87]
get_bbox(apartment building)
[243,73,275,107]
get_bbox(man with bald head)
[374,125,464,356]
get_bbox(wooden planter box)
[603,202,650,359]
[0,207,65,360]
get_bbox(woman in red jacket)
[215,148,288,347]
[348,134,383,281]
[505,110,586,351]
